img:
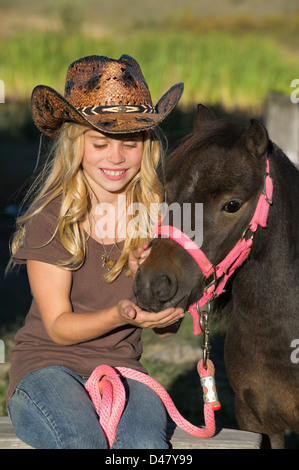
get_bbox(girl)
[6,54,184,449]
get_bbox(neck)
[87,194,127,245]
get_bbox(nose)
[107,143,125,164]
[151,273,178,302]
[134,267,178,308]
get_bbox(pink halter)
[151,158,273,335]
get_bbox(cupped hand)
[117,299,184,330]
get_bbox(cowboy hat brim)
[31,83,184,138]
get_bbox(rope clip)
[198,302,211,369]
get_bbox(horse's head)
[134,104,270,321]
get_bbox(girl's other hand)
[128,245,151,277]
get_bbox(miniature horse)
[134,104,299,448]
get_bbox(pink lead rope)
[85,360,220,448]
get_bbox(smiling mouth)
[101,169,127,176]
[100,168,129,180]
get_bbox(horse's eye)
[223,200,243,213]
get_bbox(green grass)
[0,24,297,111]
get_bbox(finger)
[140,308,184,328]
[120,300,139,319]
[160,312,185,327]
[153,307,184,320]
[159,309,185,326]
[134,246,146,257]
[125,306,137,319]
[141,248,151,259]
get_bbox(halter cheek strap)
[151,157,273,335]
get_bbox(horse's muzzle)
[133,265,178,311]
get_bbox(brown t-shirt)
[6,197,146,404]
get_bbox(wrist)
[111,303,127,328]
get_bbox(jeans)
[8,365,169,449]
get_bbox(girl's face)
[82,129,144,199]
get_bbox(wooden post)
[265,91,299,167]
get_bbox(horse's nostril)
[151,273,178,302]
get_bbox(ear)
[245,119,269,158]
[194,104,217,129]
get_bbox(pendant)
[101,254,116,270]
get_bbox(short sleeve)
[13,199,72,266]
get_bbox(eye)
[123,141,138,149]
[93,143,107,149]
[223,200,243,213]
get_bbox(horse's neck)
[270,148,299,236]
[244,147,299,290]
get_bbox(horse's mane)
[165,120,245,178]
[178,120,245,154]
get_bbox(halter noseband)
[151,157,273,335]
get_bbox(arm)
[27,259,184,346]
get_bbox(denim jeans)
[8,365,169,449]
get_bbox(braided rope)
[85,359,220,448]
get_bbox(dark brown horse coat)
[134,105,299,448]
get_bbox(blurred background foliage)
[0,0,298,447]
[0,0,298,110]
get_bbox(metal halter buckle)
[241,225,255,241]
[198,302,211,369]
[202,266,218,298]
[203,267,217,290]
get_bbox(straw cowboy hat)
[31,54,184,138]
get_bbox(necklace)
[101,243,116,270]
[90,212,117,270]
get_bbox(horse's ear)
[245,119,269,158]
[194,104,217,129]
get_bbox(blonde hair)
[8,122,165,282]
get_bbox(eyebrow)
[87,133,107,140]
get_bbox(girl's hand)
[128,245,151,277]
[117,299,184,330]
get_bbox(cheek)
[131,150,143,168]
[126,152,143,179]
[130,142,143,165]
[82,147,98,170]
